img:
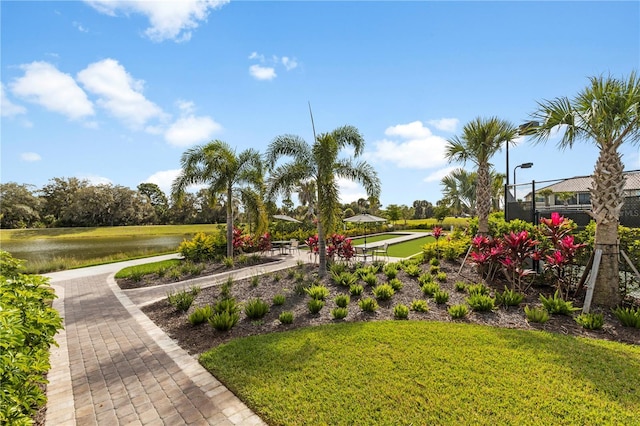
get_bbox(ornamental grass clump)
[435,271,448,282]
[334,294,350,308]
[278,311,294,325]
[495,287,524,307]
[394,304,410,319]
[524,305,550,324]
[209,310,240,331]
[418,272,434,286]
[454,281,467,292]
[388,278,404,291]
[244,298,270,320]
[410,299,429,312]
[403,264,422,278]
[308,299,325,314]
[362,273,378,287]
[467,294,495,312]
[433,289,450,304]
[305,284,330,301]
[612,306,640,328]
[383,264,398,279]
[272,294,286,306]
[467,283,490,297]
[575,313,604,330]
[373,284,395,301]
[448,304,469,319]
[421,282,440,297]
[331,271,358,287]
[359,297,379,312]
[349,284,364,296]
[539,290,579,315]
[331,307,348,320]
[167,287,198,312]
[189,305,214,325]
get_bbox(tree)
[412,200,433,219]
[446,117,519,235]
[538,188,554,207]
[385,204,401,225]
[400,205,414,225]
[530,72,640,307]
[0,183,40,228]
[266,125,381,276]
[440,168,476,216]
[39,177,89,226]
[490,171,506,212]
[172,140,265,258]
[296,180,317,220]
[137,183,169,224]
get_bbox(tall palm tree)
[440,168,476,216]
[172,140,265,258]
[491,171,506,212]
[446,117,519,234]
[296,179,317,220]
[530,72,640,307]
[266,125,381,276]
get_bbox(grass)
[114,259,182,279]
[387,235,435,258]
[347,234,401,246]
[200,321,640,425]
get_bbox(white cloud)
[422,166,458,183]
[249,64,277,81]
[80,174,112,186]
[337,178,367,204]
[10,61,94,120]
[21,152,42,162]
[144,169,181,195]
[248,52,264,61]
[85,0,229,42]
[73,21,89,32]
[165,115,222,147]
[1,83,27,117]
[77,59,166,129]
[176,99,195,114]
[282,57,298,71]
[369,121,448,169]
[427,118,458,133]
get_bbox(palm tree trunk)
[590,145,624,307]
[476,165,491,235]
[226,187,234,258]
[317,187,327,278]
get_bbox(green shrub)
[429,257,440,267]
[272,294,286,306]
[287,269,296,279]
[612,306,640,328]
[429,265,440,275]
[220,277,234,299]
[250,275,260,287]
[410,299,429,312]
[373,284,395,301]
[294,272,306,284]
[467,294,495,312]
[418,272,434,286]
[539,291,579,315]
[189,305,214,325]
[467,283,490,297]
[180,260,205,276]
[329,262,348,276]
[178,232,221,261]
[403,264,422,278]
[334,294,350,308]
[435,272,448,282]
[433,290,450,304]
[454,281,467,292]
[362,273,378,287]
[308,299,325,314]
[393,304,410,320]
[383,264,398,279]
[331,307,348,320]
[575,313,604,330]
[524,305,550,323]
[209,310,240,331]
[278,311,294,325]
[448,304,469,319]
[213,298,240,315]
[358,297,379,312]
[272,272,282,282]
[167,288,196,312]
[388,278,404,291]
[129,269,146,282]
[305,285,330,300]
[223,256,234,268]
[331,270,356,287]
[422,282,440,297]
[350,284,364,296]
[495,287,524,307]
[0,270,63,424]
[244,298,270,320]
[167,267,182,281]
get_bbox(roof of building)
[537,170,640,193]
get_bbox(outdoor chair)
[354,246,371,263]
[286,239,300,255]
[372,243,389,261]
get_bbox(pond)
[2,235,185,263]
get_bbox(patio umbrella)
[272,214,301,238]
[343,213,387,249]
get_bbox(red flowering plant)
[232,227,254,254]
[432,226,443,259]
[470,235,503,280]
[256,232,272,253]
[326,233,355,262]
[499,230,540,292]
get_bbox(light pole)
[513,162,533,186]
[505,121,539,219]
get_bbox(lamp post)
[505,121,539,220]
[513,162,533,186]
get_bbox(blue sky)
[2,1,639,208]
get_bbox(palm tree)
[445,117,519,234]
[440,168,476,216]
[296,179,317,220]
[490,171,506,212]
[172,140,266,258]
[530,72,640,307]
[266,125,381,276]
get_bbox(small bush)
[334,294,350,308]
[410,299,429,312]
[329,262,348,276]
[454,281,467,292]
[394,304,410,320]
[388,278,404,291]
[433,290,450,304]
[373,284,395,301]
[435,272,448,282]
[189,305,214,325]
[331,307,348,320]
[220,277,234,299]
[178,232,220,262]
[383,264,398,279]
[294,272,306,284]
[575,313,604,330]
[305,285,330,300]
[524,305,550,323]
[244,298,270,320]
[467,294,495,312]
[362,273,378,287]
[418,273,434,286]
[209,311,240,331]
[612,306,640,328]
[294,283,309,296]
[223,256,234,268]
[495,287,524,307]
[167,267,182,281]
[429,257,440,267]
[272,294,286,306]
[332,271,358,287]
[403,264,422,278]
[448,304,469,319]
[467,283,490,297]
[539,290,579,315]
[272,273,282,282]
[308,299,325,314]
[250,275,260,287]
[429,265,440,275]
[213,298,240,315]
[129,269,145,282]
[350,284,364,296]
[422,282,440,297]
[279,311,294,324]
[358,297,379,312]
[167,288,196,312]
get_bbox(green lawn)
[387,235,434,258]
[347,234,401,246]
[200,321,640,425]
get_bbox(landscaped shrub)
[180,260,205,276]
[421,282,440,297]
[448,304,469,319]
[305,285,330,301]
[435,272,447,282]
[575,313,604,330]
[331,271,358,287]
[250,275,260,287]
[495,287,524,307]
[612,306,640,328]
[223,256,234,268]
[524,306,550,323]
[178,232,223,262]
[433,289,450,304]
[373,284,395,301]
[213,298,240,315]
[467,283,490,297]
[429,265,440,275]
[278,311,294,324]
[272,294,286,306]
[394,304,410,319]
[418,272,434,286]
[308,299,325,314]
[167,288,197,312]
[244,298,270,320]
[334,294,350,308]
[410,299,429,312]
[539,290,579,315]
[209,310,240,331]
[358,297,379,312]
[467,294,495,312]
[189,305,214,325]
[454,281,467,292]
[388,278,404,291]
[383,264,398,279]
[362,273,378,287]
[403,264,422,278]
[0,264,64,425]
[429,257,440,267]
[329,262,348,276]
[349,284,364,296]
[331,307,348,320]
